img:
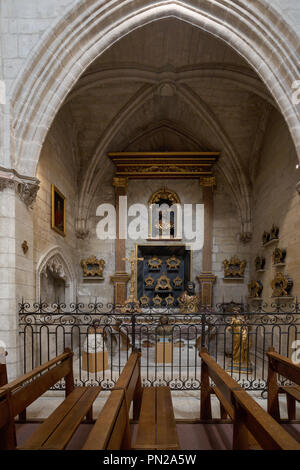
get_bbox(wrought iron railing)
[18,300,300,392]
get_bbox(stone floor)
[24,389,300,421]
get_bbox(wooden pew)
[0,389,16,450]
[134,386,179,450]
[0,352,8,387]
[113,350,179,450]
[83,389,131,450]
[1,349,101,450]
[267,346,300,421]
[113,350,143,419]
[83,351,179,450]
[200,348,300,450]
[83,351,141,450]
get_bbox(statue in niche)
[178,281,200,313]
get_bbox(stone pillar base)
[110,272,130,306]
[197,272,217,307]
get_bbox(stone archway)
[10,0,300,181]
[36,246,76,304]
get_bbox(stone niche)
[36,247,76,304]
[40,263,66,303]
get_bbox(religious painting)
[51,185,66,237]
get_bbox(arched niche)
[36,247,76,304]
[149,188,181,240]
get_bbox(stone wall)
[213,172,251,304]
[251,108,300,302]
[76,175,251,306]
[34,107,78,302]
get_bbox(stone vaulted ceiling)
[55,18,275,236]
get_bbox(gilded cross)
[123,250,144,298]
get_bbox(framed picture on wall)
[51,184,66,237]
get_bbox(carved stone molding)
[41,254,68,281]
[36,246,76,303]
[0,167,40,208]
[296,181,300,195]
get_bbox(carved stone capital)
[239,231,252,243]
[0,167,40,208]
[17,181,40,208]
[75,219,89,240]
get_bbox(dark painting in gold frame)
[51,184,66,237]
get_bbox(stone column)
[0,170,38,380]
[110,177,130,306]
[197,177,216,307]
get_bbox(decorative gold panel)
[223,256,246,278]
[81,255,105,278]
[108,152,219,179]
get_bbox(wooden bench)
[200,348,300,450]
[83,389,131,450]
[83,351,179,450]
[1,349,101,450]
[267,346,300,421]
[0,389,16,450]
[113,351,179,450]
[134,386,179,450]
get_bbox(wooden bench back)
[113,351,142,419]
[83,389,131,450]
[0,361,8,386]
[200,348,240,420]
[233,388,300,450]
[200,348,300,450]
[267,346,300,420]
[1,349,74,418]
[0,389,16,450]
[267,347,300,386]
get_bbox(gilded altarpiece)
[136,245,192,307]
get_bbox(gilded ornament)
[155,273,173,291]
[166,255,181,270]
[223,256,246,278]
[271,272,293,297]
[81,255,105,278]
[248,280,263,298]
[148,256,162,270]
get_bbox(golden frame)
[51,184,66,237]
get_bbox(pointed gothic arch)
[36,246,76,304]
[10,0,300,179]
